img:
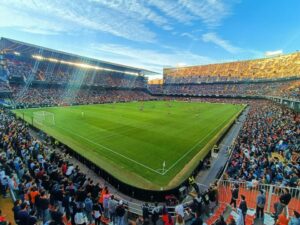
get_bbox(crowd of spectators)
[226,101,300,188]
[0,108,132,225]
[11,85,154,108]
[164,51,300,82]
[0,106,222,225]
[148,81,300,99]
[5,56,146,89]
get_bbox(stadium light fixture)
[13,51,20,56]
[32,54,139,76]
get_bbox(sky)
[1,0,300,79]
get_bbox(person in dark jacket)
[214,215,227,225]
[230,184,239,208]
[27,210,38,225]
[12,199,21,224]
[50,205,64,225]
[17,203,29,225]
[142,203,150,222]
[239,195,248,224]
[39,191,50,224]
[116,201,126,225]
[191,212,203,225]
[273,188,292,220]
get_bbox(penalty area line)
[58,126,164,175]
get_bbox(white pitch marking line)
[162,118,231,175]
[59,126,164,175]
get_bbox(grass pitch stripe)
[59,126,164,175]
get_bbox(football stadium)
[0,1,300,225]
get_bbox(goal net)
[33,111,55,126]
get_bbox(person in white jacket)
[236,208,244,225]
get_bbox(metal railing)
[217,179,300,215]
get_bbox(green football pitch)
[13,101,244,190]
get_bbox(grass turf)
[13,101,244,190]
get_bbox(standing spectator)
[116,200,126,225]
[84,193,94,224]
[50,205,64,225]
[239,195,248,224]
[108,195,117,225]
[39,191,50,224]
[274,188,292,220]
[74,208,88,225]
[17,203,29,225]
[27,210,38,225]
[151,203,160,225]
[256,190,266,220]
[93,202,102,225]
[175,203,184,218]
[230,184,239,209]
[142,203,150,223]
[12,199,21,224]
[103,192,110,219]
[236,208,244,225]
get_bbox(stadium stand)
[1,37,300,225]
[0,38,156,108]
[164,52,300,83]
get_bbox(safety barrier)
[217,180,300,215]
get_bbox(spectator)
[74,208,88,225]
[116,200,126,225]
[151,202,160,225]
[175,214,185,225]
[17,203,29,225]
[239,195,247,224]
[274,188,292,219]
[256,190,266,220]
[191,212,203,225]
[93,202,102,225]
[27,210,37,225]
[175,203,184,218]
[12,200,21,224]
[214,215,226,225]
[277,209,290,225]
[230,184,239,209]
[108,195,118,225]
[289,211,300,225]
[236,208,244,225]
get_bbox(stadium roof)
[0,37,158,76]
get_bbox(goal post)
[33,111,55,126]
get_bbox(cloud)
[0,0,157,42]
[265,50,283,57]
[150,0,236,27]
[180,33,199,41]
[90,43,215,74]
[0,0,239,42]
[202,32,241,53]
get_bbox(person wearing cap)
[289,211,300,225]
